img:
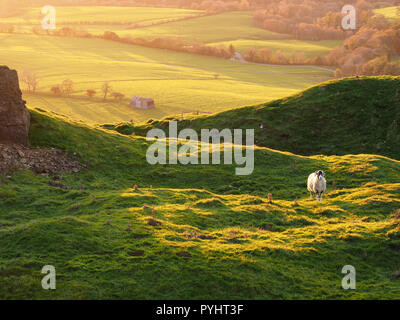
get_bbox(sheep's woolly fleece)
[0,143,85,175]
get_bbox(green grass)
[110,76,400,160]
[211,39,343,59]
[116,11,291,43]
[2,6,202,25]
[374,6,400,22]
[0,103,400,299]
[23,93,190,125]
[0,33,332,124]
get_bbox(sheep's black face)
[317,170,325,178]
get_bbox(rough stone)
[0,143,85,175]
[0,66,30,146]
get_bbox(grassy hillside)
[0,34,332,124]
[116,11,291,43]
[211,39,343,59]
[114,76,400,160]
[0,107,400,299]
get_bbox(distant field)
[1,6,202,25]
[374,6,400,21]
[211,39,343,58]
[0,34,332,124]
[3,8,289,44]
[116,11,291,43]
[24,93,194,124]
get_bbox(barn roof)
[131,96,154,102]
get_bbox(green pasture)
[115,11,291,43]
[211,39,343,58]
[0,104,399,299]
[0,33,332,124]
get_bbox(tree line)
[29,27,237,60]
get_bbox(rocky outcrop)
[0,143,85,175]
[0,66,30,146]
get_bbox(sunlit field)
[374,6,400,22]
[54,11,291,43]
[4,8,288,44]
[116,11,291,43]
[2,6,202,25]
[0,34,332,124]
[211,39,343,58]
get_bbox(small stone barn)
[130,96,155,109]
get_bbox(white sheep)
[307,170,326,201]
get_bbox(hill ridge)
[103,76,400,160]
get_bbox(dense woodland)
[247,0,400,76]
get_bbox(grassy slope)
[116,11,291,43]
[210,39,343,58]
[116,76,400,161]
[0,34,332,124]
[0,102,400,299]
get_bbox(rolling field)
[374,6,400,22]
[115,11,291,43]
[55,11,291,44]
[4,8,289,44]
[211,39,343,58]
[0,33,332,124]
[1,6,202,25]
[2,2,400,302]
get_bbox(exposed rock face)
[0,66,30,146]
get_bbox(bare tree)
[61,79,74,95]
[51,85,61,94]
[229,44,236,57]
[20,70,39,93]
[102,82,112,101]
[86,89,96,98]
[111,92,125,101]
